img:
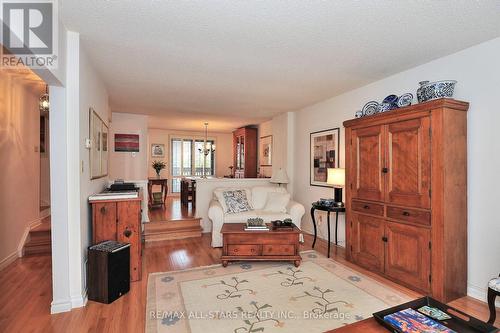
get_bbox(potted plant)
[152,160,166,177]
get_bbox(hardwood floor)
[0,234,497,332]
[145,197,202,244]
[148,197,195,222]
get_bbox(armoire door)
[386,117,431,208]
[350,125,385,202]
[351,213,385,272]
[92,202,117,243]
[117,201,141,281]
[384,222,431,292]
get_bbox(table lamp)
[327,168,345,207]
[270,169,289,187]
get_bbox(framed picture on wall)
[310,128,340,187]
[89,108,109,180]
[151,143,165,157]
[259,135,273,166]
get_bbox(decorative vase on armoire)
[343,98,469,303]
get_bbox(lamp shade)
[270,169,289,184]
[327,168,345,187]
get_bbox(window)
[171,138,215,193]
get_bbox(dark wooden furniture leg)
[310,207,317,248]
[327,211,331,258]
[488,286,498,324]
[335,211,339,245]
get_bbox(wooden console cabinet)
[344,98,469,303]
[90,194,142,281]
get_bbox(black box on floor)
[87,241,130,304]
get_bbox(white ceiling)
[60,1,500,132]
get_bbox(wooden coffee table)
[220,223,302,267]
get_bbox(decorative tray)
[373,296,498,333]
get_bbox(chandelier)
[39,85,49,112]
[198,122,216,156]
[198,122,215,178]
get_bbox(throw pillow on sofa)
[214,187,252,213]
[263,192,290,213]
[221,190,253,214]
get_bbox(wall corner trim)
[70,292,88,309]
[50,299,72,314]
[467,283,500,307]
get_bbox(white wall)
[78,45,110,301]
[0,71,45,268]
[257,113,293,184]
[109,112,148,181]
[293,37,500,303]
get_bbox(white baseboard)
[17,217,48,257]
[51,299,72,314]
[71,293,88,308]
[0,251,19,271]
[468,283,500,307]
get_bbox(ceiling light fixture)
[39,85,49,112]
[198,122,215,178]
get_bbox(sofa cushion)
[214,188,252,212]
[251,186,287,210]
[224,210,290,223]
[222,190,252,214]
[263,192,290,213]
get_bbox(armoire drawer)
[386,206,431,226]
[352,200,384,216]
[227,244,261,256]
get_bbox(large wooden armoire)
[233,127,258,178]
[344,98,468,303]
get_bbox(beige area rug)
[146,251,412,333]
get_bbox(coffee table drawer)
[262,244,295,256]
[227,244,261,256]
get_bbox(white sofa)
[208,186,305,247]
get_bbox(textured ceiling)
[60,1,500,131]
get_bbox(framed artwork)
[259,135,273,166]
[115,133,139,152]
[310,128,340,187]
[151,143,165,157]
[89,108,109,179]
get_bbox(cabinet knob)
[100,206,106,214]
[382,236,388,242]
[382,167,389,173]
[363,205,370,209]
[402,211,410,216]
[123,229,132,238]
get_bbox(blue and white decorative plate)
[382,94,398,105]
[397,93,413,107]
[377,102,392,113]
[362,101,379,116]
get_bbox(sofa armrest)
[286,200,305,229]
[208,200,225,247]
[208,199,224,220]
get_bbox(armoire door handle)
[382,236,388,242]
[382,167,389,173]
